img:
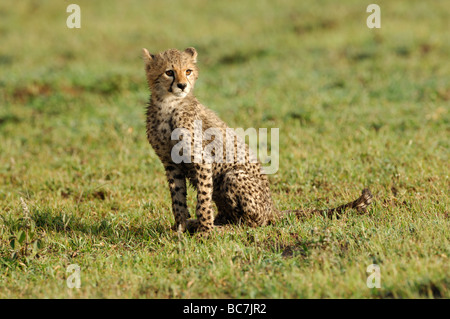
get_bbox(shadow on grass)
[0,208,174,269]
[2,209,172,244]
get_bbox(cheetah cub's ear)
[184,47,197,63]
[142,48,154,68]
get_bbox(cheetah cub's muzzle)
[165,69,192,98]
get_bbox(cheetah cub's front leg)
[165,164,189,232]
[186,163,215,233]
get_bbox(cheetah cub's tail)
[283,188,373,219]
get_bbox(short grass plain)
[0,0,448,298]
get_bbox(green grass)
[0,0,449,298]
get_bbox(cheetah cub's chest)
[155,102,176,141]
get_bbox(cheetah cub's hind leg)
[213,170,273,228]
[185,163,215,234]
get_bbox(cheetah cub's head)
[143,47,198,100]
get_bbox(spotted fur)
[142,47,373,234]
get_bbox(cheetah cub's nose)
[177,83,187,91]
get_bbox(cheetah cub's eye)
[186,69,192,76]
[165,70,174,77]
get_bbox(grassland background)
[0,0,448,298]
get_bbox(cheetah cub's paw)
[171,222,187,233]
[185,219,213,234]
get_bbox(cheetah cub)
[142,47,372,234]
